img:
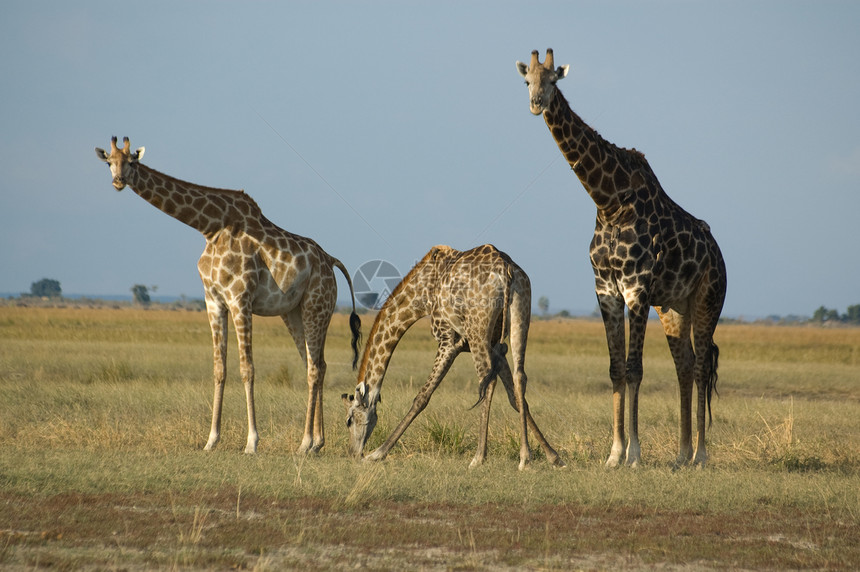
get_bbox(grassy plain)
[1,305,858,570]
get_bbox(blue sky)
[1,1,858,319]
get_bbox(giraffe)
[517,50,727,468]
[95,136,361,454]
[341,244,565,470]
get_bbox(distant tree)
[812,305,840,324]
[845,304,860,325]
[538,296,550,316]
[30,278,61,298]
[557,309,571,318]
[131,284,151,306]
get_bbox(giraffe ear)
[516,61,528,77]
[131,147,145,162]
[556,65,569,79]
[355,382,369,407]
[95,147,109,162]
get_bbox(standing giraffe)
[517,50,727,468]
[342,244,565,470]
[95,136,361,454]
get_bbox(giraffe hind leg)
[658,308,695,468]
[295,309,329,455]
[496,356,565,467]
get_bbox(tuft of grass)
[89,359,136,384]
[422,415,470,456]
[268,364,292,388]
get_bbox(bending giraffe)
[517,50,727,468]
[95,136,361,454]
[342,244,565,470]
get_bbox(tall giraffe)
[342,244,564,470]
[95,136,361,454]
[517,50,727,468]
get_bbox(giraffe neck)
[357,262,438,399]
[544,89,646,217]
[126,162,262,238]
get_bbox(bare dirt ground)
[2,489,854,570]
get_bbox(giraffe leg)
[469,339,509,469]
[204,300,228,452]
[231,307,258,454]
[598,294,628,467]
[496,358,565,467]
[623,299,649,468]
[691,314,721,468]
[299,311,329,454]
[657,308,695,467]
[365,340,461,462]
[282,310,317,454]
[304,343,327,454]
[470,364,497,469]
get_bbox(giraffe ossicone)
[342,244,565,470]
[95,136,361,455]
[517,50,727,468]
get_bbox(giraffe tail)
[471,343,508,410]
[333,259,362,370]
[704,342,720,427]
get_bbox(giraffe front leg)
[232,310,258,454]
[205,302,228,452]
[623,301,649,468]
[206,378,225,452]
[366,341,460,462]
[598,294,627,468]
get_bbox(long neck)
[356,265,437,394]
[127,162,260,238]
[544,89,643,217]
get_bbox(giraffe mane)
[356,245,456,382]
[136,162,264,217]
[553,88,651,180]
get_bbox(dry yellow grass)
[1,306,858,569]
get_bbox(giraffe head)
[341,381,379,458]
[516,49,569,115]
[94,136,145,191]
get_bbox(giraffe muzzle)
[112,175,126,190]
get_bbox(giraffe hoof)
[363,449,386,462]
